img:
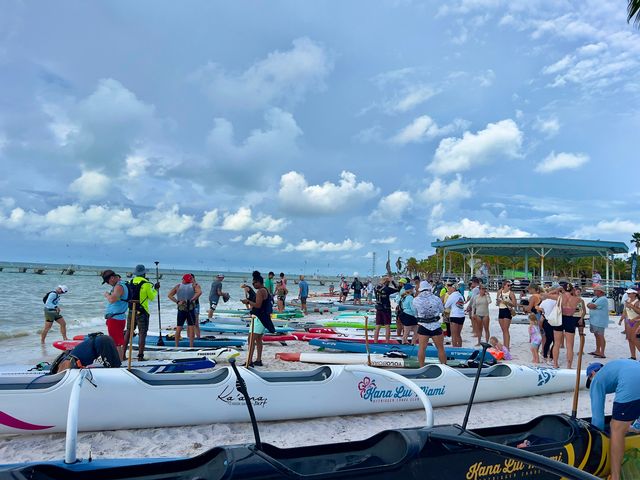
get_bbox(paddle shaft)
[229,358,262,450]
[246,317,256,367]
[364,316,371,366]
[571,333,586,418]
[154,261,164,346]
[461,342,491,431]
[127,301,138,371]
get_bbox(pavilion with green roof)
[430,237,629,287]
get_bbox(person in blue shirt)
[587,284,609,358]
[298,275,309,315]
[587,360,640,480]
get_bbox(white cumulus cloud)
[390,116,468,145]
[535,151,589,173]
[69,170,111,201]
[221,207,288,232]
[370,191,411,220]
[573,219,640,238]
[428,119,523,174]
[244,232,284,248]
[200,209,219,230]
[279,171,378,215]
[533,116,561,137]
[193,37,332,110]
[371,237,397,244]
[285,238,363,252]
[419,175,471,203]
[432,218,531,238]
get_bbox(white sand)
[0,304,624,463]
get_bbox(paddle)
[127,301,138,371]
[229,357,262,450]
[461,341,491,431]
[364,316,371,366]
[154,261,164,346]
[571,333,586,418]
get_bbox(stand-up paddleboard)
[0,358,216,375]
[0,363,582,433]
[323,321,390,330]
[309,338,497,364]
[200,323,293,334]
[141,335,246,348]
[275,352,472,368]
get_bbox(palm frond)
[629,0,640,27]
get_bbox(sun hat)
[625,288,638,294]
[419,283,433,293]
[134,264,146,276]
[101,269,118,284]
[586,362,604,389]
[57,285,69,293]
[593,284,606,293]
[182,273,194,283]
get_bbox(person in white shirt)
[445,283,466,347]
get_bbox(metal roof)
[430,237,628,258]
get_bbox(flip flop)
[593,354,606,359]
[587,351,597,355]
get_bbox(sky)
[0,0,639,275]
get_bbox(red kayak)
[70,333,296,344]
[307,328,338,334]
[53,340,81,351]
[290,332,339,341]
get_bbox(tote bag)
[547,296,563,327]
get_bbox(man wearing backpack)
[41,285,69,344]
[123,264,160,361]
[101,269,129,359]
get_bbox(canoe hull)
[0,363,583,434]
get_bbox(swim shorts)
[589,325,605,335]
[449,316,465,326]
[106,318,126,346]
[418,325,443,337]
[354,291,361,299]
[127,308,149,335]
[177,309,196,327]
[498,308,512,319]
[400,312,417,326]
[251,318,267,335]
[44,309,63,322]
[375,310,392,326]
[553,315,577,333]
[612,399,640,423]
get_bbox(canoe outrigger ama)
[2,343,637,480]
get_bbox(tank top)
[498,291,511,309]
[574,300,584,317]
[474,295,490,316]
[176,283,195,309]
[625,298,640,320]
[105,280,129,320]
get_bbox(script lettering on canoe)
[357,376,445,403]
[217,385,268,407]
[465,453,565,480]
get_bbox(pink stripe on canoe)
[0,411,53,431]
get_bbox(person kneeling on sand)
[587,360,640,480]
[50,332,122,373]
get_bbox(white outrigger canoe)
[0,363,584,434]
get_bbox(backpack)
[125,279,149,306]
[43,291,58,304]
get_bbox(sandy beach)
[0,302,625,463]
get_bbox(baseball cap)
[403,283,414,291]
[625,288,638,294]
[57,285,69,293]
[586,362,604,389]
[101,269,118,284]
[182,273,194,283]
[398,278,408,285]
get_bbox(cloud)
[432,218,531,238]
[200,209,219,230]
[69,170,111,201]
[535,151,589,173]
[278,171,378,215]
[129,205,195,237]
[229,235,243,242]
[390,116,468,145]
[419,175,471,203]
[285,238,363,252]
[203,108,302,189]
[370,191,411,219]
[476,69,496,87]
[532,116,560,136]
[389,84,438,113]
[428,119,523,175]
[371,236,397,244]
[244,232,284,248]
[192,37,332,110]
[573,219,640,238]
[220,207,288,232]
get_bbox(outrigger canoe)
[275,352,471,368]
[0,363,581,434]
[4,413,633,479]
[310,338,498,363]
[140,335,246,348]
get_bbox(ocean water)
[0,267,321,366]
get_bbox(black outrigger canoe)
[3,414,638,480]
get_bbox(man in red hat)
[168,274,202,347]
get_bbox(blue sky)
[0,0,638,274]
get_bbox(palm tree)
[629,0,640,27]
[631,232,640,255]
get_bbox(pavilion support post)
[442,249,446,276]
[606,253,610,292]
[532,248,551,286]
[524,251,529,279]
